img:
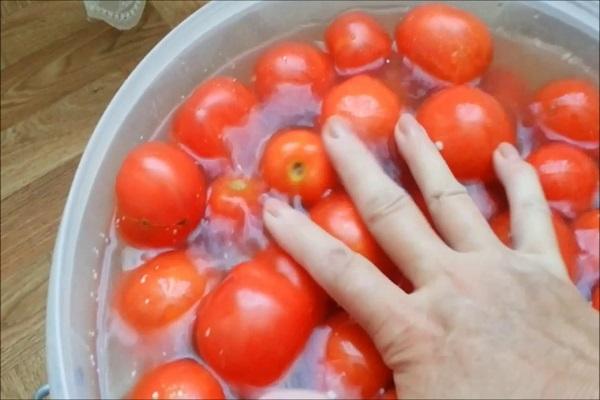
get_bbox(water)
[96,8,598,399]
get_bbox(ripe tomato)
[381,388,398,400]
[592,285,599,311]
[253,41,335,100]
[527,143,598,217]
[194,246,326,388]
[260,129,336,205]
[490,211,579,282]
[531,79,599,146]
[416,86,516,182]
[115,142,207,249]
[208,176,265,227]
[572,209,599,280]
[128,359,224,399]
[395,4,493,84]
[321,75,403,141]
[172,76,257,159]
[480,66,531,123]
[325,11,392,75]
[322,312,392,398]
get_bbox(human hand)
[262,114,600,399]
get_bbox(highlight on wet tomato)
[480,66,531,123]
[572,209,599,280]
[531,79,599,147]
[416,86,516,182]
[490,211,579,282]
[253,41,335,100]
[260,129,336,205]
[115,142,207,249]
[116,250,210,332]
[194,246,327,388]
[325,11,392,75]
[128,359,224,400]
[207,176,266,228]
[527,143,599,217]
[172,76,257,159]
[321,312,392,398]
[321,74,403,141]
[395,3,493,84]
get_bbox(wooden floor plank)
[149,0,206,28]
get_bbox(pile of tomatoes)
[109,4,599,399]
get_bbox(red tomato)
[480,66,531,123]
[321,75,403,141]
[416,86,516,182]
[194,246,326,388]
[592,285,599,311]
[527,143,598,217]
[322,312,392,398]
[253,41,335,100]
[115,142,207,248]
[128,359,224,399]
[260,129,336,205]
[490,211,579,282]
[208,176,265,227]
[381,388,398,400]
[395,4,493,84]
[325,11,392,75]
[572,209,600,280]
[531,79,599,146]
[574,209,600,231]
[116,251,210,332]
[172,77,257,159]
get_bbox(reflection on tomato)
[116,251,209,332]
[325,11,391,75]
[395,4,492,84]
[194,246,326,388]
[531,79,599,147]
[260,129,336,206]
[115,142,207,248]
[490,211,579,282]
[208,176,265,227]
[128,359,224,399]
[321,75,403,141]
[480,66,531,123]
[322,312,392,398]
[527,143,598,217]
[172,77,257,159]
[573,209,600,280]
[417,86,515,182]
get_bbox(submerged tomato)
[208,176,265,227]
[116,251,209,332]
[480,66,531,123]
[172,76,257,159]
[260,129,336,205]
[531,79,599,146]
[395,4,493,84]
[115,142,207,248]
[417,86,516,182]
[194,246,326,388]
[592,285,599,311]
[325,11,392,75]
[128,359,224,399]
[253,41,335,100]
[527,143,598,217]
[490,211,579,282]
[321,75,403,141]
[322,312,392,398]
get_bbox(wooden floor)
[0,1,205,398]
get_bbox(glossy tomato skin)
[417,86,516,182]
[194,246,326,388]
[527,143,598,217]
[490,211,579,282]
[253,41,335,100]
[260,129,336,206]
[395,4,492,84]
[116,250,209,332]
[572,210,600,281]
[172,76,257,159]
[531,79,599,146]
[208,176,266,227]
[325,11,392,75]
[321,75,403,141]
[115,142,207,248]
[128,359,224,399]
[322,312,392,398]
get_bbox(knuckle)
[518,198,551,217]
[426,185,468,209]
[364,189,411,225]
[324,246,355,272]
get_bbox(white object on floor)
[83,0,146,30]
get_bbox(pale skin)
[261,114,600,399]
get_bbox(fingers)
[262,197,416,337]
[322,117,448,286]
[394,114,499,251]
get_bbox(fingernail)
[324,116,347,139]
[264,197,286,218]
[497,143,520,160]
